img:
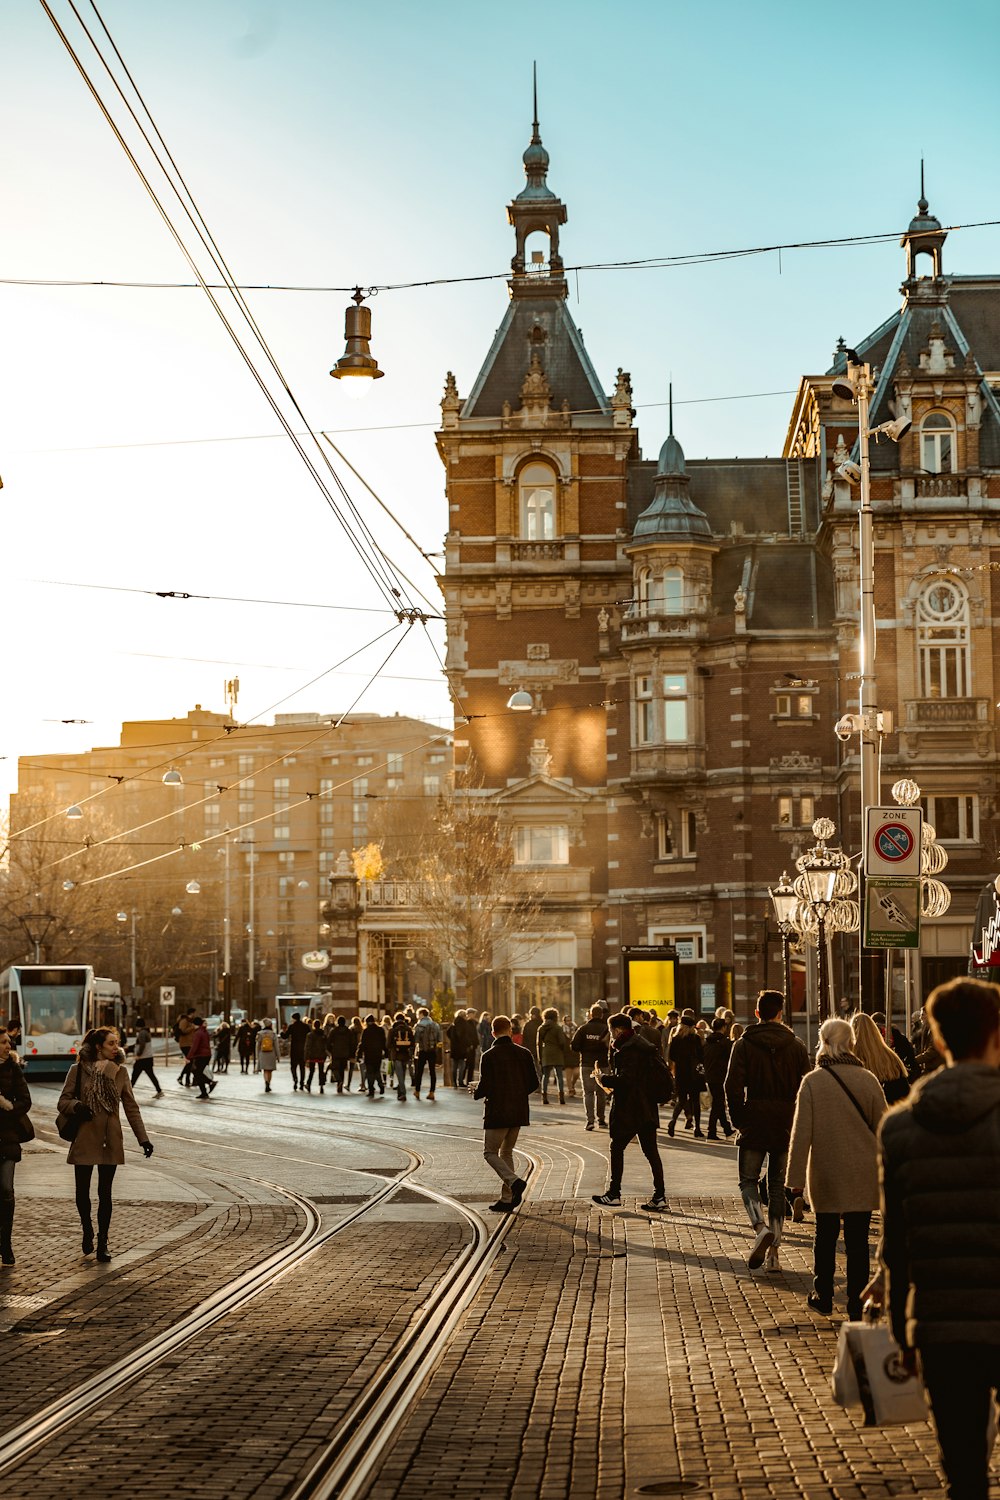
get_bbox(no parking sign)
[864,807,923,879]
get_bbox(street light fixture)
[793,818,859,1024]
[831,350,911,1004]
[66,804,84,819]
[162,768,184,787]
[506,689,533,711]
[329,288,385,398]
[768,871,799,1001]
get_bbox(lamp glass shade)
[162,768,183,786]
[770,886,798,925]
[185,879,201,895]
[804,866,836,904]
[507,690,533,711]
[66,804,84,819]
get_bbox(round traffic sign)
[874,823,915,863]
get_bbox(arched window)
[663,567,683,615]
[918,577,970,698]
[519,461,557,540]
[921,412,954,475]
[635,567,651,617]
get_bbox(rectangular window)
[663,674,688,742]
[423,775,440,797]
[203,803,220,826]
[774,693,815,718]
[387,754,404,776]
[683,809,698,857]
[277,851,295,867]
[356,756,373,767]
[238,756,254,776]
[273,822,290,842]
[273,777,290,797]
[777,795,815,828]
[921,794,978,844]
[239,801,254,822]
[635,675,655,744]
[514,825,569,865]
[657,811,698,860]
[656,814,673,860]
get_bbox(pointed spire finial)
[669,381,674,437]
[532,61,540,144]
[919,157,928,213]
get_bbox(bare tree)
[403,783,543,1010]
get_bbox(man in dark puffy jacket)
[667,1010,705,1138]
[878,977,1000,1500]
[572,1005,610,1130]
[357,1015,387,1098]
[702,1017,733,1140]
[473,1015,538,1213]
[592,1013,672,1213]
[282,1012,310,1092]
[725,990,809,1270]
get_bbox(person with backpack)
[725,989,810,1271]
[592,1012,673,1213]
[413,1007,442,1100]
[389,1012,415,1101]
[255,1019,280,1092]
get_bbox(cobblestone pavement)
[3,1075,993,1499]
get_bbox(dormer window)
[519,461,557,540]
[921,412,954,475]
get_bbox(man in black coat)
[878,977,1000,1500]
[282,1012,310,1092]
[667,1010,705,1138]
[473,1015,539,1213]
[593,1013,671,1213]
[571,1004,610,1130]
[725,989,809,1270]
[702,1017,734,1140]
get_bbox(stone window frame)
[920,410,955,475]
[517,458,558,541]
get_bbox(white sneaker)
[747,1224,774,1270]
[765,1245,781,1272]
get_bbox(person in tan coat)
[786,1017,886,1319]
[57,1027,153,1263]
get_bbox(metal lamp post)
[768,872,799,1002]
[116,908,138,1002]
[831,354,911,1004]
[793,818,860,1026]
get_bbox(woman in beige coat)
[57,1027,153,1263]
[786,1018,886,1320]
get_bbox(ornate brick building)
[437,124,1000,1017]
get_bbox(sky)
[3,0,1000,807]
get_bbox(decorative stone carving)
[528,738,553,777]
[441,370,461,427]
[527,643,550,660]
[612,367,634,428]
[519,353,551,410]
[734,586,746,614]
[597,606,610,633]
[770,753,822,773]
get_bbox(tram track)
[0,1091,590,1498]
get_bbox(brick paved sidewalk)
[370,1193,990,1500]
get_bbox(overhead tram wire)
[40,2,418,621]
[4,218,998,296]
[23,578,441,618]
[18,619,416,848]
[47,623,421,872]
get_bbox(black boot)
[0,1198,14,1266]
[96,1203,112,1262]
[80,1212,95,1256]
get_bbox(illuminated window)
[519,461,557,540]
[921,412,954,475]
[514,825,569,864]
[663,674,688,742]
[918,578,970,697]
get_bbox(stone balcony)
[904,698,990,727]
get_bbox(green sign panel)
[864,877,920,950]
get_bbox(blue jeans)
[737,1145,788,1233]
[542,1065,564,1099]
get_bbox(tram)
[0,964,97,1077]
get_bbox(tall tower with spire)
[435,94,638,1014]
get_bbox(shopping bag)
[832,1321,927,1427]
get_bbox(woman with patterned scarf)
[57,1027,154,1263]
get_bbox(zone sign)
[864,807,923,879]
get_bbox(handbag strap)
[824,1064,875,1133]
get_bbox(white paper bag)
[831,1322,928,1427]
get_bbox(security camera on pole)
[830,350,911,1004]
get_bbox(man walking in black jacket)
[593,1013,672,1213]
[725,990,809,1270]
[571,1005,610,1130]
[878,977,1000,1500]
[667,1009,705,1138]
[473,1015,538,1213]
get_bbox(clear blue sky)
[3,0,999,800]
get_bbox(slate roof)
[711,541,834,631]
[627,457,823,536]
[461,297,610,419]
